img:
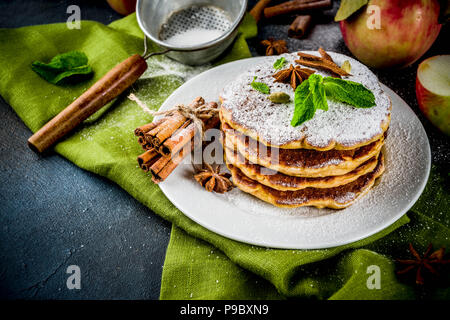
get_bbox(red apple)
[106,0,136,16]
[340,0,442,68]
[416,55,450,135]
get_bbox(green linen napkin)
[0,13,448,300]
[161,167,449,299]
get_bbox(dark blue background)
[0,0,448,299]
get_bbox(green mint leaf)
[323,77,376,108]
[308,74,328,111]
[273,57,286,70]
[335,0,368,21]
[31,51,93,85]
[291,79,316,127]
[251,76,270,94]
[291,74,376,127]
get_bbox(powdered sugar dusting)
[221,52,391,148]
[163,28,225,47]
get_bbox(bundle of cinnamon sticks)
[134,97,219,183]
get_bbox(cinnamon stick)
[159,102,219,156]
[318,47,333,62]
[137,136,152,150]
[295,58,350,77]
[145,97,205,147]
[134,117,166,137]
[296,51,325,61]
[296,49,350,77]
[149,112,187,147]
[264,0,332,19]
[143,132,155,146]
[151,147,189,183]
[149,153,172,177]
[250,0,272,22]
[137,148,161,172]
[297,48,335,63]
[288,15,312,39]
[158,120,193,156]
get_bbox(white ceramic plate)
[158,57,431,249]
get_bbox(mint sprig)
[250,76,270,94]
[273,57,286,70]
[291,74,375,127]
[31,51,93,85]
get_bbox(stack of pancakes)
[219,52,391,209]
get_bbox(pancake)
[220,51,391,151]
[222,122,384,178]
[227,153,385,209]
[224,146,380,191]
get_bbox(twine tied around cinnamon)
[128,93,218,141]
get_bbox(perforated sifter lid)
[159,5,232,47]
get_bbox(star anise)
[272,64,316,90]
[396,243,450,285]
[194,163,233,193]
[261,38,288,56]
